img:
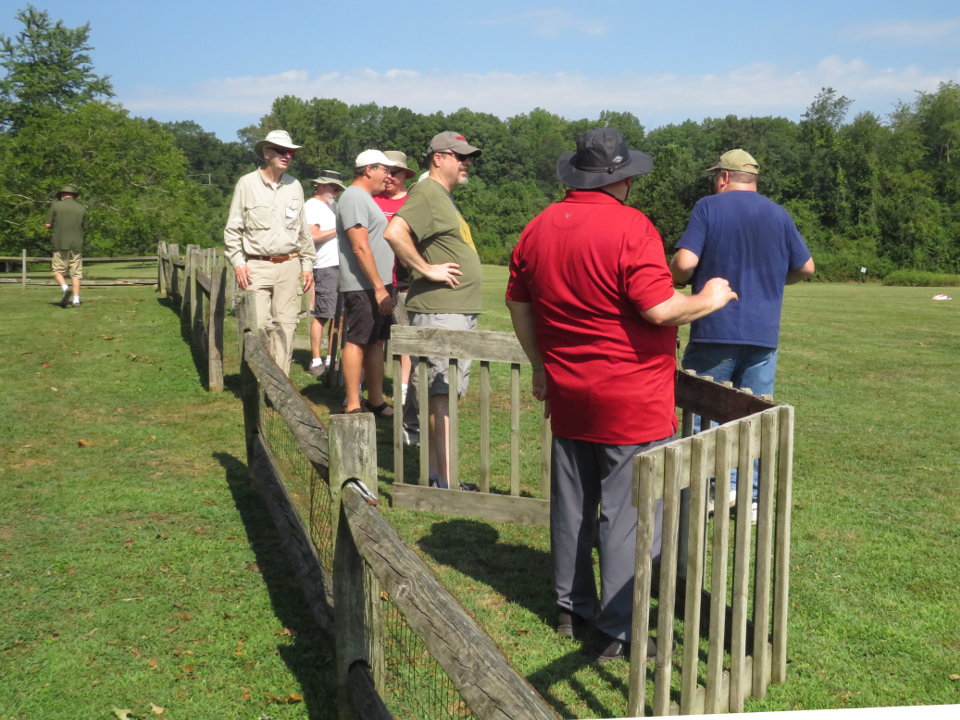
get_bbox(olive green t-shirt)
[46,198,88,253]
[396,178,482,314]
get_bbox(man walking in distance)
[224,129,315,376]
[45,185,87,307]
[305,171,345,378]
[670,149,814,513]
[505,128,738,662]
[384,132,483,490]
[336,150,399,416]
[374,151,418,438]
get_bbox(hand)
[701,277,738,309]
[375,287,394,316]
[531,367,547,402]
[422,262,462,288]
[302,271,314,293]
[235,264,251,290]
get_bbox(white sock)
[61,284,69,291]
[401,383,409,406]
[72,295,80,302]
[310,358,323,367]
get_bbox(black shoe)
[556,609,588,639]
[459,482,478,492]
[592,632,656,663]
[59,289,71,307]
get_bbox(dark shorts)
[312,266,339,319]
[342,287,393,346]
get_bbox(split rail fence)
[156,241,228,392]
[1,250,156,286]
[235,291,557,720]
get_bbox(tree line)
[2,6,958,280]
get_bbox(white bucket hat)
[254,129,301,158]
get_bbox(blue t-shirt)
[676,191,811,348]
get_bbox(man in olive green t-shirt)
[384,131,483,491]
[45,185,88,307]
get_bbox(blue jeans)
[681,342,779,499]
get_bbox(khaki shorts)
[52,250,83,278]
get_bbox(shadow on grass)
[215,451,336,720]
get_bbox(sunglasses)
[268,147,296,157]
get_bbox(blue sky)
[3,1,958,140]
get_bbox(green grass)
[3,273,959,719]
[0,285,334,720]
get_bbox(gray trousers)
[551,434,672,642]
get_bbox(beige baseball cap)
[706,149,759,175]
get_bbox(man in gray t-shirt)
[335,150,398,416]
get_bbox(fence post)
[208,260,226,392]
[329,413,383,720]
[21,248,27,289]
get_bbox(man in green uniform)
[45,185,88,307]
[384,131,482,490]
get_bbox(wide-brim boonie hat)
[382,150,416,178]
[56,185,79,198]
[254,129,301,158]
[309,171,346,191]
[557,127,652,189]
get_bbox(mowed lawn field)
[1,271,958,719]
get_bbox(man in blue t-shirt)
[671,149,814,512]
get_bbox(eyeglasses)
[387,169,406,177]
[268,147,296,157]
[434,150,470,162]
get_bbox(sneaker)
[428,475,449,489]
[306,363,326,377]
[71,300,81,306]
[59,289,71,307]
[459,482,478,492]
[402,427,420,447]
[592,632,657,664]
[556,609,588,639]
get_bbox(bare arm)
[346,224,392,315]
[505,299,548,404]
[786,257,815,284]
[669,248,700,286]
[384,216,463,286]
[641,277,738,327]
[309,225,337,245]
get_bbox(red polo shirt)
[506,190,677,444]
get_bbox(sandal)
[364,400,394,418]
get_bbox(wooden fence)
[388,326,794,716]
[156,242,228,392]
[0,250,156,286]
[236,291,557,719]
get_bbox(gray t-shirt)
[336,185,393,292]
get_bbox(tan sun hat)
[383,151,416,179]
[254,129,301,158]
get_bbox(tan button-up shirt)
[223,169,315,272]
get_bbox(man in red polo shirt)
[505,127,737,663]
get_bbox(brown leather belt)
[245,252,298,263]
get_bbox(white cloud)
[120,59,960,135]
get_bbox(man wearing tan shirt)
[224,130,315,375]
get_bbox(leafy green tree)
[0,5,113,131]
[0,103,208,256]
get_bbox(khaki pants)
[248,259,302,375]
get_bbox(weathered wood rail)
[236,291,557,720]
[0,250,157,286]
[157,242,227,392]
